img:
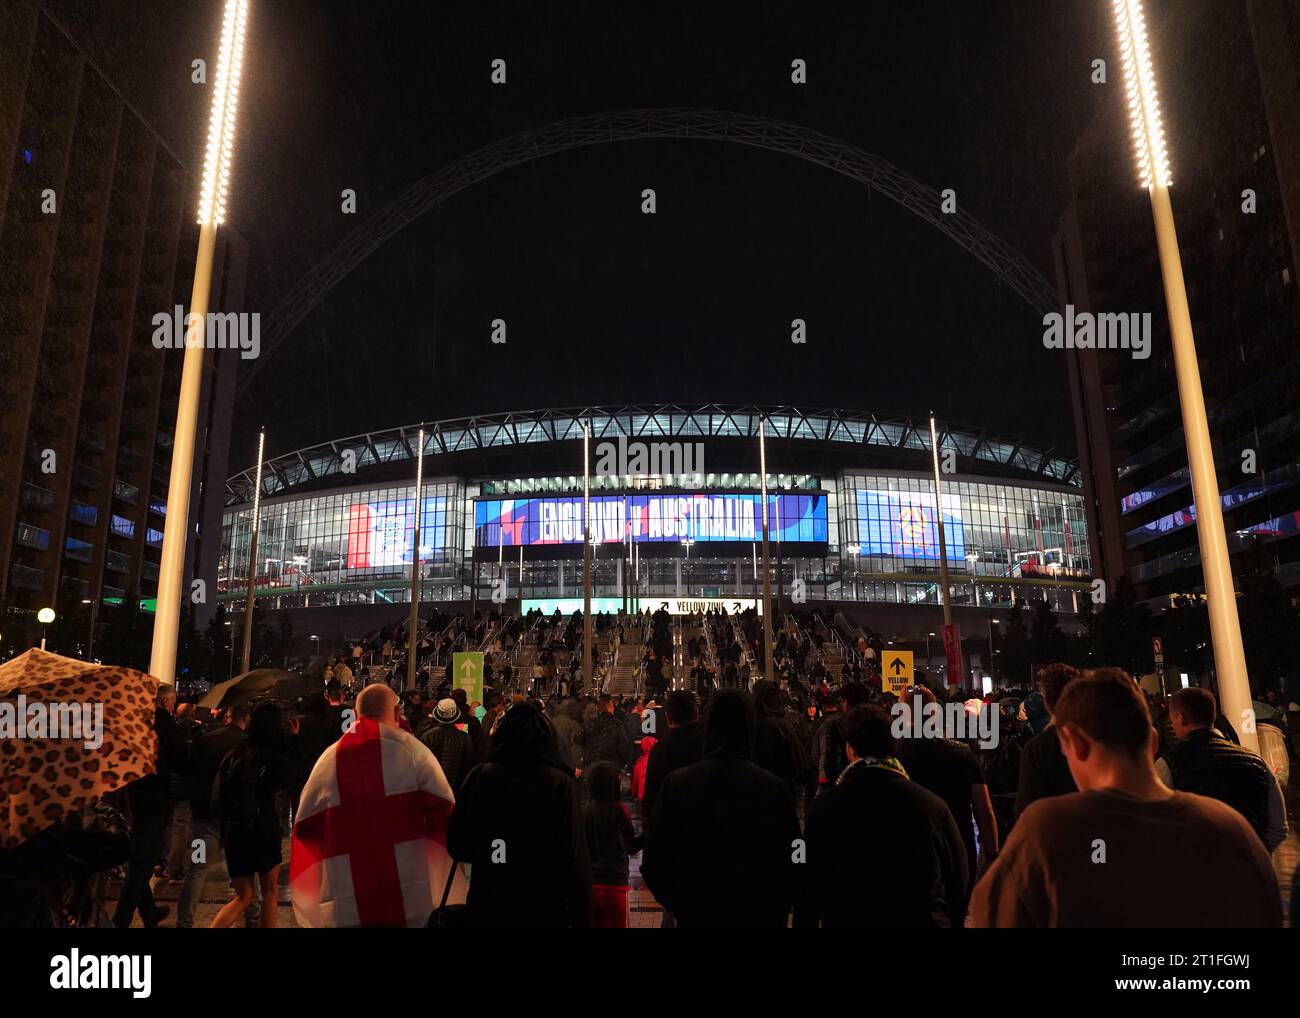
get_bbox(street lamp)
[81,598,98,660]
[403,428,426,692]
[966,551,979,604]
[582,423,592,691]
[150,0,250,685]
[988,617,1000,682]
[37,607,55,651]
[240,427,265,674]
[225,618,235,678]
[1110,0,1254,752]
[758,418,775,682]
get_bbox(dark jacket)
[641,721,705,830]
[578,712,632,769]
[753,708,810,794]
[641,749,800,927]
[446,704,591,927]
[551,700,585,771]
[130,708,188,823]
[187,723,247,821]
[895,735,984,889]
[295,704,343,770]
[1162,728,1273,842]
[582,762,643,886]
[797,761,968,928]
[419,722,475,794]
[1015,724,1076,816]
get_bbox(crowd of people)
[1,604,1295,929]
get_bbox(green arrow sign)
[452,651,484,704]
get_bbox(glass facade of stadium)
[217,470,1091,615]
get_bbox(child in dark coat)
[582,761,644,928]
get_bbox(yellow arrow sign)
[883,650,913,697]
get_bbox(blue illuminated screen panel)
[475,493,828,547]
[855,489,966,561]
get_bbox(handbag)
[426,861,469,928]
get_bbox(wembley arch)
[237,107,1058,398]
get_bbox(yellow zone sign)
[882,649,913,697]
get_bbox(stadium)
[217,403,1093,657]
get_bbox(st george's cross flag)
[291,717,467,927]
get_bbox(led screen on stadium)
[856,489,966,561]
[474,493,827,547]
[346,496,447,568]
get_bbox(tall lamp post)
[37,607,55,651]
[758,418,774,682]
[928,414,954,627]
[150,0,250,685]
[239,427,264,674]
[406,427,425,692]
[582,424,592,691]
[1111,0,1254,751]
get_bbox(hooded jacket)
[447,702,591,927]
[640,691,801,928]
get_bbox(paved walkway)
[108,780,1297,928]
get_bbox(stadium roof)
[225,404,1079,506]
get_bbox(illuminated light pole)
[239,427,265,673]
[929,414,953,626]
[988,617,999,682]
[150,0,250,684]
[37,607,55,651]
[1110,0,1255,750]
[406,428,424,692]
[759,418,774,682]
[582,424,592,692]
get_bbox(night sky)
[50,0,1118,470]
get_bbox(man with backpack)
[177,702,252,929]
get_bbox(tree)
[1094,577,1152,677]
[1070,592,1100,668]
[271,609,298,668]
[177,602,211,683]
[1157,593,1210,681]
[1235,547,1300,692]
[1029,598,1066,665]
[998,601,1032,687]
[97,590,152,671]
[206,603,234,683]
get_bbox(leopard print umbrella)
[0,649,157,849]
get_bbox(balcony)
[20,483,55,513]
[63,537,94,564]
[10,564,45,592]
[69,501,98,526]
[60,575,89,600]
[73,462,104,490]
[15,522,51,552]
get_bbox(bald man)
[356,683,402,727]
[291,684,467,926]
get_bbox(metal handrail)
[816,611,863,671]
